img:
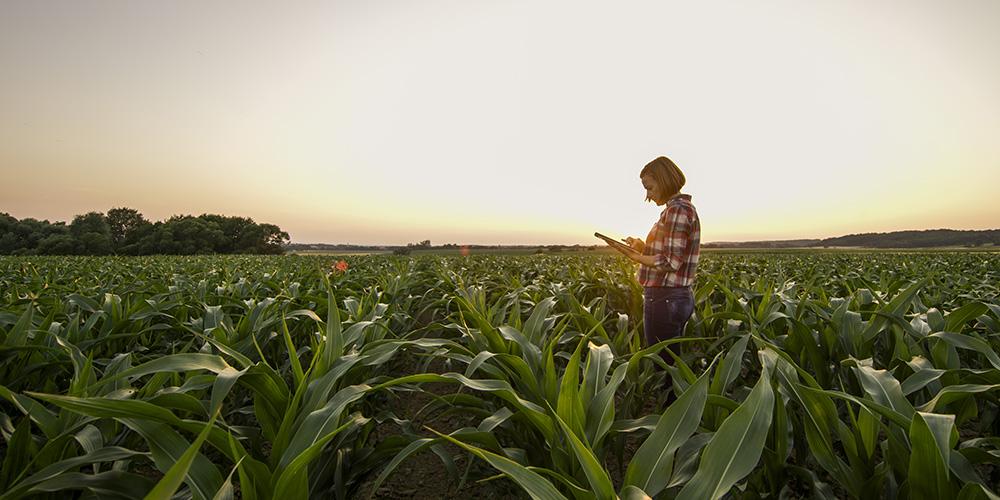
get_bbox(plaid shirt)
[638,194,700,287]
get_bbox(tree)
[5,218,69,255]
[152,224,178,254]
[37,234,76,254]
[118,222,157,255]
[1,209,290,255]
[130,222,168,255]
[0,213,23,254]
[162,216,225,254]
[258,223,290,254]
[198,214,264,253]
[70,212,112,255]
[235,223,288,254]
[106,207,149,251]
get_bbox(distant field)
[291,246,1000,257]
[1,251,998,498]
[290,249,392,256]
[291,247,614,256]
[701,245,1000,254]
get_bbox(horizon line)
[289,226,1000,248]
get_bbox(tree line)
[703,229,1000,249]
[817,229,1000,248]
[0,208,290,255]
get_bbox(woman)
[614,156,701,366]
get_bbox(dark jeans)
[643,286,694,366]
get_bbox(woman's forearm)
[615,246,657,266]
[632,253,657,267]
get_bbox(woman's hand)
[624,237,645,252]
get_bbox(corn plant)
[1,252,999,498]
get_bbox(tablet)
[594,232,640,254]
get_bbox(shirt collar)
[667,193,691,205]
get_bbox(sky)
[1,0,998,245]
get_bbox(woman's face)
[641,174,664,205]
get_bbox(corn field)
[1,252,999,499]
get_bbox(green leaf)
[324,286,344,368]
[762,348,860,496]
[374,373,555,440]
[619,485,653,500]
[862,279,926,344]
[849,362,915,419]
[901,362,945,396]
[4,305,33,347]
[22,471,155,499]
[624,368,710,497]
[431,429,568,500]
[0,385,59,438]
[0,417,36,494]
[711,335,749,396]
[280,314,305,390]
[29,393,183,425]
[144,410,221,500]
[121,418,224,500]
[551,406,616,500]
[944,302,988,333]
[2,447,145,499]
[928,332,1000,370]
[273,416,365,499]
[677,366,774,500]
[277,384,370,469]
[585,363,628,448]
[228,431,272,500]
[957,483,1000,500]
[582,341,615,402]
[90,353,233,391]
[524,296,556,345]
[908,411,957,500]
[918,384,1000,413]
[210,366,248,415]
[556,336,588,440]
[210,459,241,500]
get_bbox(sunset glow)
[2,0,998,245]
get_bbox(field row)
[1,253,999,499]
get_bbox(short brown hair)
[640,156,686,202]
